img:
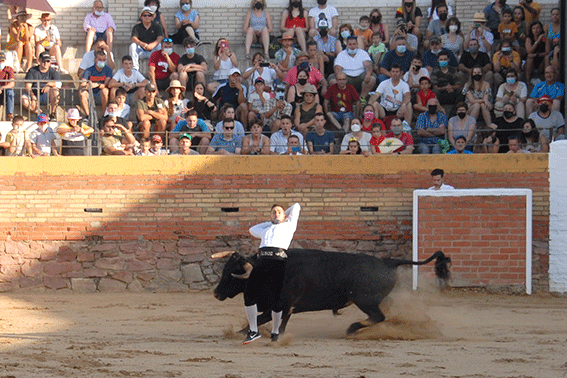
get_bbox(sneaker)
[360,97,367,107]
[243,330,261,344]
[195,39,203,47]
[270,333,279,342]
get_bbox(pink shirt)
[83,12,117,33]
[284,66,324,87]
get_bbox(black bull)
[213,249,451,334]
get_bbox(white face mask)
[163,48,173,55]
[449,25,458,33]
[94,10,104,16]
[0,62,5,70]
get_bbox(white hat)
[229,68,241,76]
[141,6,154,15]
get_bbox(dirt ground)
[0,284,566,378]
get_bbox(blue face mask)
[506,77,516,85]
[341,30,350,39]
[186,47,195,55]
[182,3,191,11]
[347,48,358,55]
[396,45,406,54]
[439,60,448,68]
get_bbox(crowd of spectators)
[0,0,564,157]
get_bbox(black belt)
[258,247,288,259]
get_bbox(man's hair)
[412,54,422,61]
[102,115,115,127]
[314,112,325,118]
[115,88,127,97]
[222,117,235,126]
[371,122,382,130]
[140,137,151,144]
[122,55,133,63]
[359,15,370,23]
[431,168,444,177]
[395,35,406,42]
[107,100,118,107]
[391,63,402,71]
[438,50,450,60]
[187,110,199,118]
[12,115,24,124]
[501,8,513,17]
[391,117,403,126]
[306,40,318,49]
[455,135,467,143]
[94,50,106,59]
[183,36,195,47]
[94,36,107,44]
[288,134,300,142]
[280,114,292,122]
[508,134,520,142]
[271,204,285,211]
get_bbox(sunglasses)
[142,14,152,17]
[163,38,173,43]
[224,126,234,130]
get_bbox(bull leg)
[278,308,293,334]
[347,297,386,335]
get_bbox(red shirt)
[149,50,180,80]
[385,131,414,153]
[0,66,15,86]
[369,134,386,152]
[324,83,359,112]
[284,66,324,87]
[361,118,385,133]
[417,89,436,107]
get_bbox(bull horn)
[231,262,253,279]
[211,251,235,259]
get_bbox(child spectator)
[109,55,149,106]
[340,137,363,155]
[136,137,154,156]
[369,122,386,154]
[414,76,436,114]
[368,31,386,73]
[114,88,131,119]
[354,16,373,49]
[29,113,58,156]
[57,108,94,156]
[284,134,307,155]
[3,115,32,156]
[150,134,167,155]
[248,77,271,126]
[498,8,518,46]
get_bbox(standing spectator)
[308,0,339,38]
[526,66,564,114]
[430,50,460,109]
[324,71,359,131]
[0,52,15,121]
[212,68,248,127]
[306,113,334,154]
[332,36,375,100]
[3,115,32,157]
[396,0,423,42]
[494,69,527,118]
[270,114,304,154]
[369,32,387,75]
[524,21,547,84]
[340,138,363,155]
[108,55,149,105]
[243,0,273,59]
[416,98,447,154]
[208,38,238,95]
[83,0,116,53]
[369,8,389,48]
[280,0,308,52]
[457,38,492,86]
[369,122,386,154]
[275,32,301,76]
[241,120,271,155]
[519,0,540,25]
[100,116,137,155]
[340,119,371,153]
[6,10,33,73]
[378,36,416,84]
[528,95,565,142]
[57,108,94,156]
[483,0,511,38]
[79,50,112,118]
[150,134,167,155]
[171,0,200,45]
[447,102,476,152]
[21,51,60,120]
[464,13,494,54]
[206,118,242,155]
[28,113,58,156]
[130,6,164,71]
[462,66,493,125]
[177,37,207,93]
[77,37,115,79]
[442,17,464,58]
[34,13,65,73]
[148,38,179,93]
[371,64,411,123]
[385,117,414,154]
[136,83,168,139]
[424,3,449,50]
[489,102,523,153]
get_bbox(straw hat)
[15,10,31,20]
[166,80,186,94]
[472,12,486,23]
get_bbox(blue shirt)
[529,81,565,100]
[313,34,337,54]
[83,65,113,94]
[209,133,242,153]
[172,118,209,133]
[212,82,247,109]
[447,149,473,154]
[306,130,335,153]
[415,111,448,145]
[379,49,416,73]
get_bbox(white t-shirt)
[428,184,455,190]
[340,131,372,152]
[334,49,372,78]
[308,5,339,28]
[112,68,146,84]
[34,24,60,49]
[244,66,278,89]
[376,79,410,112]
[403,68,430,87]
[79,50,115,71]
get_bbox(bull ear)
[231,262,253,279]
[211,251,235,259]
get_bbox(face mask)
[186,47,195,55]
[539,104,549,113]
[364,111,374,121]
[404,2,413,7]
[317,0,327,5]
[396,45,407,54]
[439,60,448,68]
[272,219,281,225]
[96,61,106,69]
[108,111,120,118]
[298,78,307,85]
[371,16,381,24]
[182,4,191,11]
[319,29,328,37]
[431,49,441,55]
[438,13,448,21]
[414,65,422,70]
[506,77,516,85]
[469,46,479,54]
[359,25,368,31]
[428,105,437,114]
[347,48,358,55]
[502,47,512,55]
[254,2,263,9]
[0,63,5,70]
[94,10,104,16]
[149,5,158,13]
[341,30,350,39]
[163,48,173,55]
[291,1,301,7]
[391,125,402,134]
[457,112,467,119]
[449,25,458,33]
[472,74,482,81]
[503,111,514,119]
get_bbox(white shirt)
[340,131,372,151]
[334,49,372,78]
[34,24,60,49]
[270,130,305,154]
[428,184,455,190]
[79,50,115,71]
[249,203,301,249]
[377,79,410,112]
[308,5,339,26]
[403,68,430,86]
[112,68,146,84]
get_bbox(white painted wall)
[549,140,567,293]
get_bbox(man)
[430,51,460,108]
[212,68,248,127]
[308,0,338,38]
[270,114,304,155]
[177,37,207,93]
[519,0,541,25]
[340,121,371,154]
[428,168,455,190]
[507,135,526,154]
[21,51,60,120]
[424,4,450,49]
[77,37,115,79]
[275,33,301,76]
[447,135,473,154]
[457,38,493,86]
[0,52,15,121]
[171,133,199,155]
[313,21,337,75]
[389,20,418,52]
[416,98,447,154]
[100,116,136,155]
[385,117,414,154]
[170,110,211,154]
[284,52,326,94]
[28,113,58,156]
[33,13,64,73]
[528,95,565,142]
[148,37,179,93]
[332,35,375,100]
[378,36,416,84]
[129,6,164,71]
[243,202,301,344]
[263,83,293,133]
[464,13,494,54]
[206,118,242,155]
[423,36,458,73]
[483,0,511,37]
[80,50,112,118]
[526,66,564,114]
[83,0,116,52]
[136,83,168,139]
[108,55,148,105]
[370,64,412,122]
[324,71,359,131]
[306,113,334,155]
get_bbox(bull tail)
[393,251,452,282]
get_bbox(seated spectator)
[488,102,523,153]
[457,38,492,86]
[172,133,200,155]
[354,16,373,49]
[139,0,168,37]
[308,0,339,38]
[340,137,364,155]
[129,6,164,71]
[208,38,238,95]
[21,51,60,120]
[545,8,560,68]
[507,135,526,154]
[447,135,473,154]
[284,134,307,155]
[528,95,565,142]
[324,71,359,131]
[390,20,418,52]
[248,77,271,126]
[214,104,245,139]
[136,137,154,156]
[57,108,94,156]
[499,8,519,48]
[494,69,527,119]
[243,53,282,92]
[340,119,371,153]
[79,50,112,118]
[280,0,308,52]
[332,35,375,100]
[464,13,493,54]
[513,6,527,50]
[294,84,323,136]
[77,37,115,79]
[369,32,387,75]
[526,66,563,114]
[396,0,423,42]
[206,118,242,155]
[369,8,389,48]
[83,0,116,52]
[462,66,492,125]
[306,40,325,75]
[483,0,510,38]
[369,122,386,154]
[416,97,447,154]
[186,82,216,125]
[524,20,546,84]
[3,115,32,156]
[101,100,133,131]
[492,39,520,89]
[424,3,449,50]
[108,55,148,105]
[28,113,58,157]
[403,55,429,93]
[447,102,476,152]
[313,22,337,76]
[270,114,304,154]
[336,24,364,54]
[414,76,436,115]
[519,118,548,153]
[263,83,293,133]
[100,116,137,155]
[171,110,211,153]
[171,0,200,45]
[430,50,459,109]
[423,36,458,73]
[370,64,411,123]
[243,0,273,58]
[385,117,414,154]
[150,134,167,155]
[113,89,131,119]
[275,32,301,76]
[164,80,189,131]
[148,38,180,92]
[442,17,464,58]
[284,52,326,96]
[306,112,334,154]
[6,10,33,73]
[0,52,16,121]
[378,36,416,84]
[177,37,207,93]
[360,103,385,133]
[518,0,539,25]
[212,68,248,128]
[241,120,270,155]
[34,13,64,73]
[136,83,168,139]
[426,0,453,21]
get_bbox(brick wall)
[0,154,549,293]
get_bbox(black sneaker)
[243,331,261,344]
[270,333,279,342]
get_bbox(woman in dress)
[447,102,476,152]
[462,66,492,126]
[442,17,463,58]
[243,0,273,58]
[280,0,308,52]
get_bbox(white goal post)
[412,189,533,295]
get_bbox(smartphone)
[292,147,300,153]
[260,62,270,67]
[275,92,285,101]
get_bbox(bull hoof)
[346,322,364,334]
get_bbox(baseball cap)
[254,77,265,84]
[179,133,192,141]
[151,134,163,143]
[351,124,361,132]
[145,83,157,92]
[229,68,241,76]
[39,52,51,62]
[37,113,49,123]
[419,76,431,83]
[429,35,441,44]
[141,6,154,15]
[67,108,81,120]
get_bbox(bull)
[212,249,450,335]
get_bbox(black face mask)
[457,112,467,119]
[414,65,422,70]
[540,104,549,113]
[404,2,413,8]
[298,78,308,85]
[428,105,437,114]
[319,29,328,37]
[473,74,482,81]
[317,0,326,5]
[291,1,301,7]
[371,16,381,24]
[254,2,263,9]
[503,110,514,119]
[438,13,448,21]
